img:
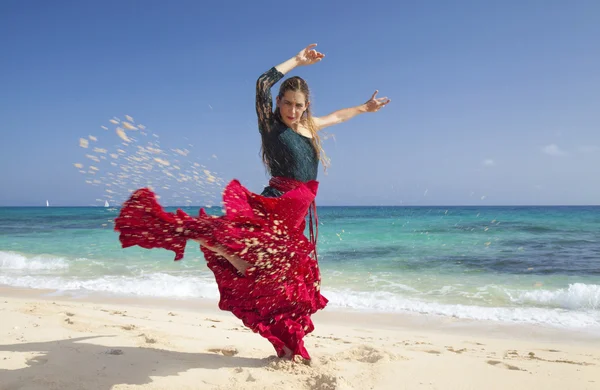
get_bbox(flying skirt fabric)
[113,176,328,360]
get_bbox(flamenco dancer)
[114,44,390,360]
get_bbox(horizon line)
[1,204,599,208]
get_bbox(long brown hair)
[261,76,330,172]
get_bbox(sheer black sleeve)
[256,67,284,134]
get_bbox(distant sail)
[46,200,49,207]
[104,200,109,207]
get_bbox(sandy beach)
[0,287,598,390]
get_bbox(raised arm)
[256,44,325,133]
[314,90,391,131]
[256,67,285,134]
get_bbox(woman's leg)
[193,239,251,274]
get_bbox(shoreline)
[1,285,599,389]
[2,285,599,345]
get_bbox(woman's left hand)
[364,90,391,112]
[295,44,325,66]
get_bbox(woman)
[114,43,390,360]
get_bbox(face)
[277,90,308,128]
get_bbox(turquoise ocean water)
[1,205,599,331]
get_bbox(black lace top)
[256,67,319,197]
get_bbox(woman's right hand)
[295,44,325,66]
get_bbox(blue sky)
[1,0,598,206]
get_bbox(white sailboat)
[104,200,109,207]
[46,200,49,207]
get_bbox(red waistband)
[268,176,305,192]
[268,176,319,262]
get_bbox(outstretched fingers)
[368,90,390,111]
[374,98,390,111]
[301,43,325,63]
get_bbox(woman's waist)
[268,176,314,193]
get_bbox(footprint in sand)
[425,350,441,355]
[446,347,467,354]
[336,345,400,363]
[306,373,338,390]
[504,350,519,357]
[526,351,594,366]
[398,340,432,346]
[208,346,238,357]
[205,318,221,323]
[465,341,485,346]
[486,360,526,371]
[139,333,157,344]
[27,356,48,365]
[121,324,136,331]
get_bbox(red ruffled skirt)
[113,177,328,360]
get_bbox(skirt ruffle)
[114,178,328,360]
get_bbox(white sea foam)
[506,283,600,310]
[1,251,598,330]
[0,272,219,300]
[323,288,600,329]
[0,251,70,270]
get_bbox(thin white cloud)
[482,159,495,167]
[578,145,600,154]
[542,144,567,156]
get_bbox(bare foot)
[281,346,294,360]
